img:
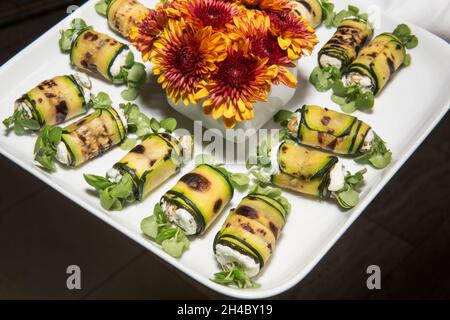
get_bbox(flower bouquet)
[129,0,318,129]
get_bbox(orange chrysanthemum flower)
[228,11,297,87]
[239,0,294,13]
[171,0,243,31]
[201,48,277,128]
[268,11,318,60]
[151,20,227,106]
[129,7,169,61]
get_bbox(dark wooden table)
[0,1,449,299]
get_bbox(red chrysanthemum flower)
[151,20,227,106]
[129,7,169,61]
[268,11,318,60]
[201,48,277,128]
[228,11,297,87]
[172,0,243,31]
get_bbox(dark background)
[0,0,449,299]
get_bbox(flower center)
[173,45,200,74]
[193,1,233,29]
[217,55,255,88]
[252,34,285,65]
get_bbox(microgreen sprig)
[59,18,89,52]
[212,264,261,289]
[113,52,147,101]
[141,204,190,258]
[3,107,40,135]
[95,0,112,16]
[33,125,63,171]
[249,184,291,216]
[324,3,369,28]
[334,168,367,209]
[355,134,392,169]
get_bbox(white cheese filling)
[215,244,260,278]
[107,167,123,184]
[14,100,33,118]
[319,54,342,70]
[328,163,346,192]
[178,135,194,163]
[344,72,373,91]
[361,129,374,152]
[115,105,128,128]
[110,49,130,77]
[73,73,92,102]
[55,142,70,165]
[161,200,197,235]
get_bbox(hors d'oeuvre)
[318,17,373,71]
[84,121,194,211]
[141,161,249,258]
[59,18,146,100]
[3,74,93,135]
[212,185,291,288]
[95,0,150,39]
[274,105,392,168]
[248,138,366,209]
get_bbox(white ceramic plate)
[0,0,449,299]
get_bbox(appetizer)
[3,74,93,135]
[59,19,146,100]
[274,105,392,168]
[248,138,366,209]
[318,17,373,71]
[310,24,418,112]
[212,185,291,289]
[95,0,150,39]
[141,162,249,258]
[84,126,194,210]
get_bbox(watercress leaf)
[49,127,63,144]
[336,188,360,209]
[332,80,348,97]
[393,24,411,38]
[370,151,392,169]
[355,91,374,110]
[141,215,159,239]
[403,54,412,67]
[92,92,112,109]
[109,173,134,198]
[161,238,187,258]
[273,110,292,126]
[95,1,109,16]
[125,51,134,68]
[150,118,160,132]
[21,118,41,130]
[333,10,349,27]
[331,94,347,106]
[348,5,359,14]
[155,227,177,245]
[405,35,418,49]
[120,137,138,150]
[341,101,357,113]
[71,18,88,31]
[160,118,177,132]
[83,174,112,190]
[99,189,119,210]
[121,88,139,101]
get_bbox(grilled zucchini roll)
[318,17,373,71]
[59,19,146,100]
[344,33,405,94]
[275,106,392,168]
[212,186,290,288]
[141,162,249,258]
[95,0,150,38]
[85,131,193,211]
[3,74,92,134]
[292,0,323,29]
[160,164,234,236]
[34,105,127,171]
[248,138,366,208]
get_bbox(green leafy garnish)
[195,154,249,192]
[250,184,291,216]
[212,264,261,289]
[120,102,151,138]
[3,107,40,135]
[141,204,190,258]
[273,109,293,127]
[90,91,113,109]
[120,137,138,151]
[355,134,392,169]
[331,81,375,113]
[95,0,112,16]
[334,168,367,209]
[59,18,89,52]
[33,125,63,171]
[323,4,369,28]
[393,24,419,49]
[112,52,147,101]
[309,66,342,92]
[84,172,136,210]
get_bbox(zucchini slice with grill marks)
[318,17,373,71]
[96,0,151,39]
[292,0,323,29]
[3,75,91,133]
[213,189,290,286]
[160,164,234,235]
[345,33,406,94]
